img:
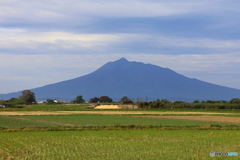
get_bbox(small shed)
[0,105,5,108]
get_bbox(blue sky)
[0,0,240,93]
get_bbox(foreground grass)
[0,130,239,160]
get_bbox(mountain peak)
[115,57,129,63]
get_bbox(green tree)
[99,96,113,103]
[120,96,133,104]
[1,97,24,107]
[88,97,100,103]
[193,100,199,103]
[19,90,36,104]
[46,99,55,104]
[229,98,240,104]
[0,99,4,104]
[75,95,85,103]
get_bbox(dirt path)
[0,111,239,116]
[130,115,240,124]
[8,116,81,126]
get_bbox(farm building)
[54,100,68,103]
[37,100,46,104]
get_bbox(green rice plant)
[0,130,239,160]
[23,114,240,127]
[0,116,61,128]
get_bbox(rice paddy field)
[1,130,240,160]
[1,114,240,130]
[0,107,240,159]
[10,115,240,127]
[0,116,62,128]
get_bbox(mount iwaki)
[1,58,240,102]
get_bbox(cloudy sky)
[0,0,240,93]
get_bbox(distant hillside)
[1,58,240,102]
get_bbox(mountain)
[1,57,240,102]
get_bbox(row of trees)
[88,96,113,103]
[1,89,239,110]
[193,98,240,104]
[0,91,133,105]
[44,95,133,104]
[88,96,133,104]
[138,98,240,109]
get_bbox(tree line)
[0,90,133,106]
[1,89,240,110]
[138,98,240,109]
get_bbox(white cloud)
[156,37,240,49]
[0,31,124,49]
[0,54,108,71]
[0,32,109,43]
[0,0,234,24]
[0,28,25,36]
[1,31,240,53]
[0,28,240,54]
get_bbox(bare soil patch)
[0,111,68,116]
[130,115,240,124]
[94,105,121,109]
[94,105,138,109]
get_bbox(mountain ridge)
[0,58,240,102]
